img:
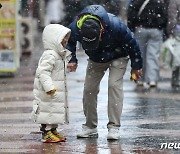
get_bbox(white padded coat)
[31,24,71,124]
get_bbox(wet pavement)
[0,30,180,154]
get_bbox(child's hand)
[46,88,57,95]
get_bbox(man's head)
[80,19,101,50]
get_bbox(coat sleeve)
[36,54,56,92]
[117,22,143,70]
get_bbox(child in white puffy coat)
[31,24,71,143]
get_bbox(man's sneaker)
[77,125,98,138]
[41,130,61,143]
[51,129,66,142]
[107,128,120,140]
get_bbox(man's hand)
[130,69,143,82]
[67,62,78,72]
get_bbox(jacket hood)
[42,24,71,54]
[78,5,110,30]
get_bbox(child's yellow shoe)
[51,129,67,142]
[41,130,61,143]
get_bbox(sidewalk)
[0,31,180,153]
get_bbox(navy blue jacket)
[67,5,142,70]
